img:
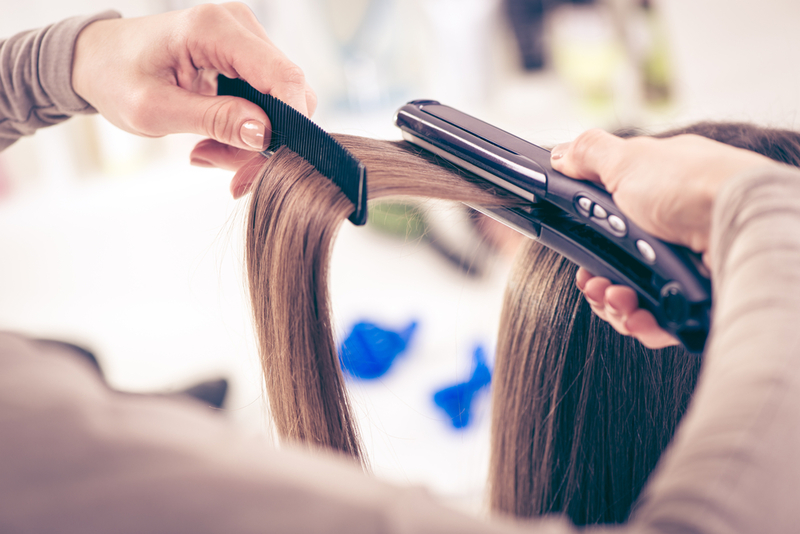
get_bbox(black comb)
[217,75,368,225]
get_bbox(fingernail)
[191,157,213,168]
[240,120,266,150]
[551,142,570,161]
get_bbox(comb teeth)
[218,75,367,225]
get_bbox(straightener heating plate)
[400,131,539,202]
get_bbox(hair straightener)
[216,76,709,353]
[395,100,711,353]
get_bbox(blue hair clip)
[339,320,418,379]
[433,345,492,429]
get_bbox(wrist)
[682,141,780,254]
[71,17,118,108]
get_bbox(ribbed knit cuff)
[39,10,121,115]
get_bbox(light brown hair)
[244,123,800,523]
[487,122,800,524]
[245,136,517,466]
[489,243,698,524]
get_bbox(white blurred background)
[2,0,800,513]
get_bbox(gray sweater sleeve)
[628,165,800,533]
[0,10,120,151]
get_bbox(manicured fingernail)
[240,120,266,150]
[551,143,570,161]
[191,157,213,168]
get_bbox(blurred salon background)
[2,0,800,512]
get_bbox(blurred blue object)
[339,320,418,379]
[433,345,492,429]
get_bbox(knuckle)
[626,135,654,152]
[223,2,256,20]
[570,128,606,162]
[202,98,244,144]
[307,88,318,110]
[590,306,607,321]
[185,3,225,27]
[202,99,228,141]
[277,61,307,87]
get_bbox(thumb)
[146,85,272,151]
[550,129,624,189]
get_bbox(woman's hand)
[575,267,680,349]
[188,140,262,198]
[550,129,777,348]
[71,2,316,192]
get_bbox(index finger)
[219,2,272,42]
[215,3,318,115]
[184,4,311,116]
[226,36,310,117]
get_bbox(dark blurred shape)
[505,0,596,71]
[36,338,103,375]
[36,338,229,410]
[181,378,229,409]
[505,0,548,70]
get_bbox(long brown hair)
[244,123,800,522]
[487,121,800,525]
[245,136,518,466]
[489,243,699,524]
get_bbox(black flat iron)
[394,100,711,353]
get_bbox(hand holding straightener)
[551,129,778,348]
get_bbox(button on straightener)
[394,100,712,353]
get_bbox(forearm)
[0,11,119,151]
[630,164,800,532]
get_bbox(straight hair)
[245,137,518,466]
[489,243,698,523]
[244,122,800,523]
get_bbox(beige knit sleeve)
[628,164,800,533]
[0,10,120,151]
